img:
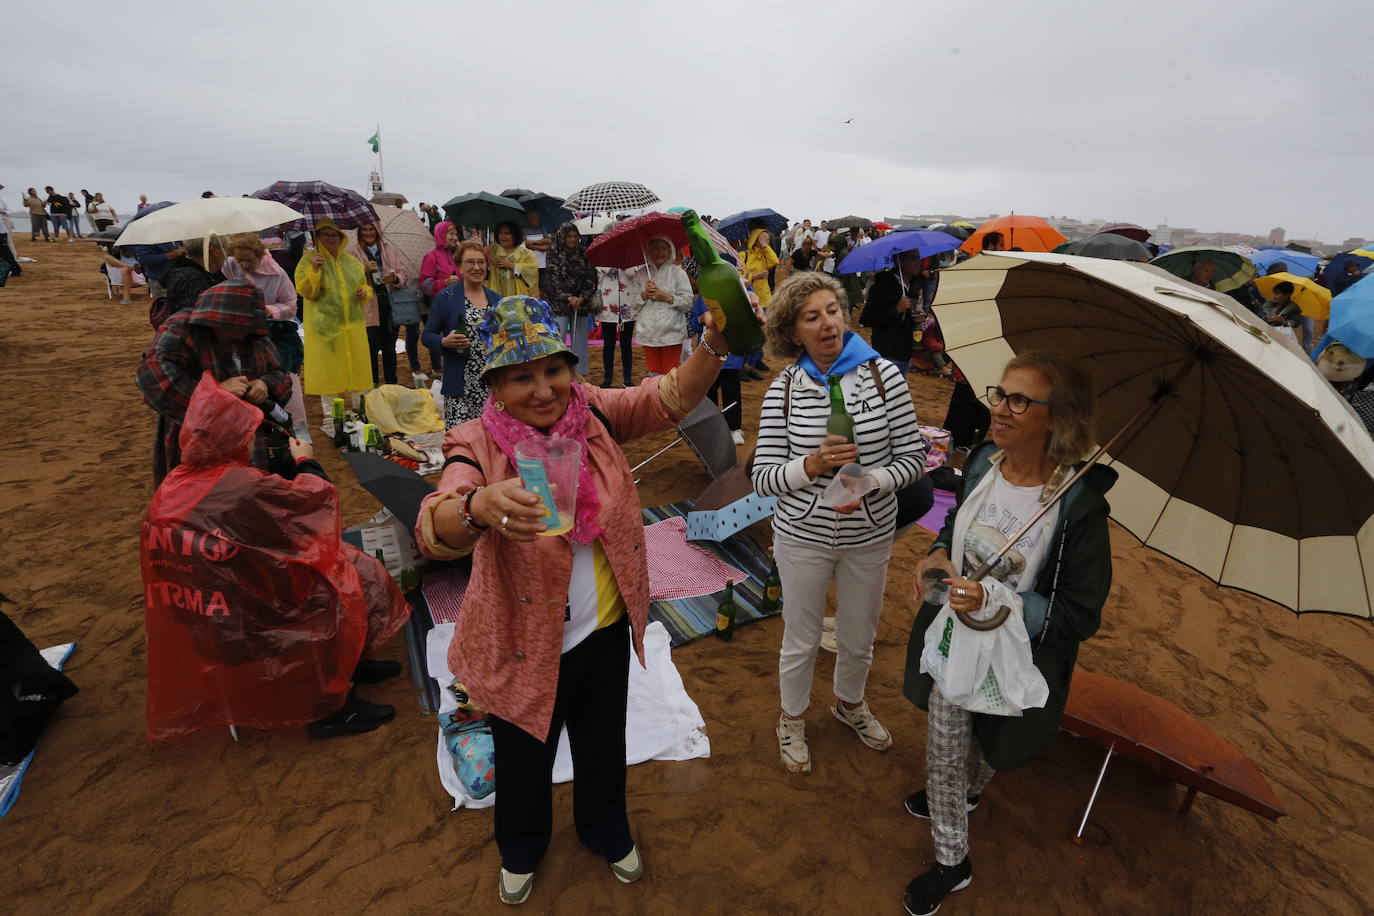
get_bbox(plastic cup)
[514,437,581,537]
[922,568,951,606]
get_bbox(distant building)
[1268,227,1285,245]
[1341,237,1368,250]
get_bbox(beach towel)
[426,621,709,809]
[644,517,747,601]
[0,643,76,818]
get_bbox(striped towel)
[645,517,746,600]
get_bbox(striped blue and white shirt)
[751,360,926,548]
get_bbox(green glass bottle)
[715,580,738,641]
[682,209,764,355]
[761,551,782,612]
[826,375,855,443]
[453,302,468,365]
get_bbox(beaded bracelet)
[460,486,490,536]
[699,336,729,361]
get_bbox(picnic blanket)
[917,486,957,535]
[426,621,709,810]
[642,502,777,646]
[0,643,76,818]
[644,517,746,600]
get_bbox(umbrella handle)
[955,605,1012,631]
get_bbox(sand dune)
[2,238,1372,914]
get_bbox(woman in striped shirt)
[751,271,927,774]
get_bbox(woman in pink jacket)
[222,233,307,439]
[414,295,730,906]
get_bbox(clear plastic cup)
[921,568,951,606]
[514,437,581,537]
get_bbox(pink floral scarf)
[480,381,603,544]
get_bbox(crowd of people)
[10,184,1361,913]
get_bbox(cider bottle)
[715,581,738,641]
[761,551,782,612]
[682,209,764,355]
[826,375,855,443]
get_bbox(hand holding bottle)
[443,330,470,350]
[804,434,858,478]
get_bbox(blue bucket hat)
[478,296,572,378]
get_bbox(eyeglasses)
[460,259,487,267]
[985,386,1051,414]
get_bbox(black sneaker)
[307,693,395,739]
[353,658,402,684]
[755,361,771,372]
[903,789,979,820]
[903,858,972,916]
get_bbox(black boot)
[353,658,402,684]
[306,693,395,739]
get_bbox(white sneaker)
[731,429,745,445]
[832,701,893,751]
[776,715,811,773]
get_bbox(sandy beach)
[2,237,1372,915]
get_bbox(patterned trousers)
[927,684,997,865]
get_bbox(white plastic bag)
[920,582,1049,717]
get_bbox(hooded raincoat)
[141,372,409,741]
[739,228,781,308]
[293,219,373,395]
[542,222,598,318]
[488,240,539,299]
[624,237,693,347]
[346,232,410,327]
[418,221,459,300]
[136,279,292,483]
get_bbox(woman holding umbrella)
[489,221,539,299]
[412,296,732,905]
[900,353,1113,916]
[543,222,598,373]
[294,219,374,404]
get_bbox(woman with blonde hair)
[900,352,1112,916]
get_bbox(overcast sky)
[5,0,1371,242]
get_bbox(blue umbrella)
[837,230,962,275]
[716,208,788,243]
[1327,251,1374,292]
[1250,248,1320,278]
[1322,276,1374,358]
[131,200,176,222]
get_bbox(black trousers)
[366,289,397,385]
[0,234,19,278]
[707,367,742,430]
[487,617,633,874]
[600,321,636,385]
[944,380,990,449]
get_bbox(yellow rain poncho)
[294,220,374,395]
[488,243,538,298]
[740,228,780,308]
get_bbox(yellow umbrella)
[1254,272,1332,320]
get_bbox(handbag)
[438,711,496,799]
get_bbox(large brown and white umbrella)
[932,251,1374,621]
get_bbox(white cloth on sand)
[426,620,710,810]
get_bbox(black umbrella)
[1065,233,1153,260]
[512,192,574,230]
[343,452,435,533]
[500,188,538,200]
[828,215,874,231]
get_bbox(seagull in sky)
[843,117,854,124]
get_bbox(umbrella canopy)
[932,251,1374,620]
[923,222,972,240]
[1096,222,1151,243]
[131,200,176,221]
[508,191,573,231]
[873,221,893,231]
[665,206,690,214]
[369,205,433,279]
[837,230,962,275]
[499,188,537,200]
[1150,245,1256,294]
[370,191,408,206]
[564,181,660,213]
[440,192,528,231]
[585,212,689,270]
[1062,670,1285,831]
[1326,250,1374,286]
[960,215,1067,254]
[1254,272,1332,320]
[251,180,375,231]
[1249,249,1320,278]
[1326,277,1374,357]
[827,215,873,231]
[585,212,737,269]
[1065,233,1153,261]
[572,214,619,236]
[113,197,304,247]
[342,452,435,533]
[716,208,788,243]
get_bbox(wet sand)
[2,237,1372,914]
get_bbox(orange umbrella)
[960,214,1067,254]
[1062,671,1284,844]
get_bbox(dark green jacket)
[903,441,1115,771]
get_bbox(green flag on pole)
[367,131,380,153]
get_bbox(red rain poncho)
[141,373,409,741]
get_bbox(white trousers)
[774,531,895,717]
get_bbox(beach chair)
[103,263,145,301]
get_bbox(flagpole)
[375,124,385,189]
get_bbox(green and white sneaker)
[610,845,644,884]
[499,868,534,905]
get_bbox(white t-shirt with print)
[961,471,1052,592]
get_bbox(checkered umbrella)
[564,181,661,213]
[251,180,376,231]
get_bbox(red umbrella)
[873,221,893,231]
[1061,671,1284,844]
[586,211,738,269]
[1096,222,1151,243]
[960,214,1066,254]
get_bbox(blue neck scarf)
[796,330,881,385]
